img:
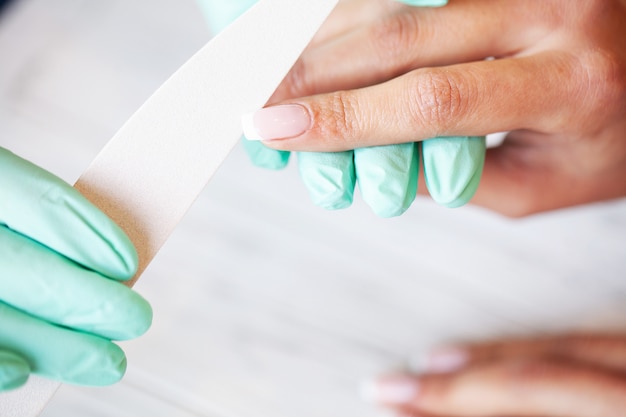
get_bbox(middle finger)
[272,0,544,102]
[420,334,626,375]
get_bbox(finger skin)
[393,360,626,417]
[263,53,579,152]
[460,334,626,374]
[470,131,626,217]
[0,302,127,386]
[0,148,137,280]
[308,0,406,47]
[270,0,534,104]
[0,350,30,391]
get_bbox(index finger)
[246,53,578,151]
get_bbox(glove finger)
[0,226,152,341]
[0,302,126,386]
[355,143,419,218]
[431,334,626,374]
[0,148,137,281]
[298,151,356,210]
[422,136,486,208]
[0,350,30,391]
[242,139,290,170]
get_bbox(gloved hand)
[0,148,152,391]
[198,0,486,217]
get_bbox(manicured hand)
[200,0,485,217]
[364,334,626,416]
[244,0,626,216]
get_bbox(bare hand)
[364,334,626,417]
[245,0,626,216]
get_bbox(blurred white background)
[0,1,625,416]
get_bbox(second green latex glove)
[199,0,485,216]
[0,350,29,391]
[0,148,152,390]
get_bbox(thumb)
[0,350,30,391]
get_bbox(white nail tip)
[358,378,418,404]
[241,112,263,141]
[359,380,378,402]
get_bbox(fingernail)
[410,347,468,374]
[360,376,420,405]
[242,104,311,141]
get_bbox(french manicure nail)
[360,376,420,405]
[242,104,311,141]
[410,347,468,374]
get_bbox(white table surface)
[0,1,625,416]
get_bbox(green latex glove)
[198,0,485,217]
[0,148,152,391]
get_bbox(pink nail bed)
[242,104,310,141]
[411,347,468,374]
[360,376,420,405]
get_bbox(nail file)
[0,0,338,415]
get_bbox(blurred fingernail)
[242,104,310,141]
[360,376,420,405]
[410,347,468,374]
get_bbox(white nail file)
[0,0,338,415]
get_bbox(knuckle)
[312,91,362,146]
[581,51,626,115]
[278,58,314,99]
[543,0,605,30]
[503,360,563,387]
[407,69,470,134]
[572,0,610,26]
[367,13,422,64]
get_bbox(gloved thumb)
[0,350,30,391]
